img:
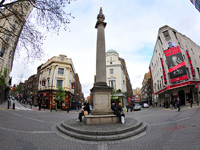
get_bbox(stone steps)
[56,120,147,141]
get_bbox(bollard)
[13,103,15,109]
[7,101,9,109]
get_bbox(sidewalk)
[0,99,78,113]
[152,103,200,111]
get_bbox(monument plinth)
[85,7,115,124]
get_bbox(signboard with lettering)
[164,46,188,84]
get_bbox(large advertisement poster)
[164,46,188,83]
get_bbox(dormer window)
[163,31,171,41]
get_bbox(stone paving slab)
[65,118,137,131]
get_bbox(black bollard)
[7,101,9,109]
[13,103,15,109]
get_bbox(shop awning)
[154,81,200,95]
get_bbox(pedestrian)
[77,104,86,122]
[164,101,166,108]
[174,98,177,109]
[130,103,133,112]
[170,99,173,109]
[155,102,157,107]
[111,102,118,115]
[86,103,90,115]
[117,102,125,123]
[166,101,169,108]
[177,97,181,112]
[126,103,129,112]
[190,98,193,108]
[38,101,41,111]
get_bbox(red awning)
[154,81,200,95]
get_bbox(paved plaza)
[0,100,200,150]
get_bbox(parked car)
[143,103,149,108]
[134,103,141,111]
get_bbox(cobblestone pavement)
[0,100,200,150]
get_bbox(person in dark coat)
[116,102,125,123]
[38,101,41,111]
[130,104,133,112]
[86,103,90,114]
[177,97,181,112]
[190,98,193,108]
[111,102,118,115]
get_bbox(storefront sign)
[164,46,188,84]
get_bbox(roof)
[106,49,118,53]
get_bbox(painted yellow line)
[0,108,19,111]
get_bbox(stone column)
[96,23,106,84]
[90,7,113,115]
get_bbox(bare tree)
[0,0,75,63]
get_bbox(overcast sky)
[10,0,200,98]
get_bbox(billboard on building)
[164,46,188,83]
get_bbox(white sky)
[10,0,200,98]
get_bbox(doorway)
[178,90,185,105]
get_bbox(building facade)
[150,25,200,106]
[37,54,76,110]
[190,0,200,12]
[141,72,151,104]
[0,1,33,102]
[106,49,133,107]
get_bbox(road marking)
[0,108,19,111]
[0,126,54,134]
[3,110,56,124]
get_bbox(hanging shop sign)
[71,83,75,89]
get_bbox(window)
[25,2,30,9]
[183,54,185,60]
[197,68,200,79]
[186,68,190,79]
[58,68,64,75]
[109,80,116,89]
[173,31,178,40]
[5,34,11,42]
[178,42,181,48]
[158,36,163,45]
[49,69,51,75]
[191,48,194,54]
[0,47,5,57]
[12,22,17,30]
[56,80,63,88]
[163,31,171,41]
[47,80,49,88]
[3,20,7,27]
[110,69,113,74]
[110,57,112,62]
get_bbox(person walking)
[130,103,133,112]
[155,102,157,107]
[190,98,193,108]
[177,97,181,112]
[174,98,177,109]
[126,103,129,112]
